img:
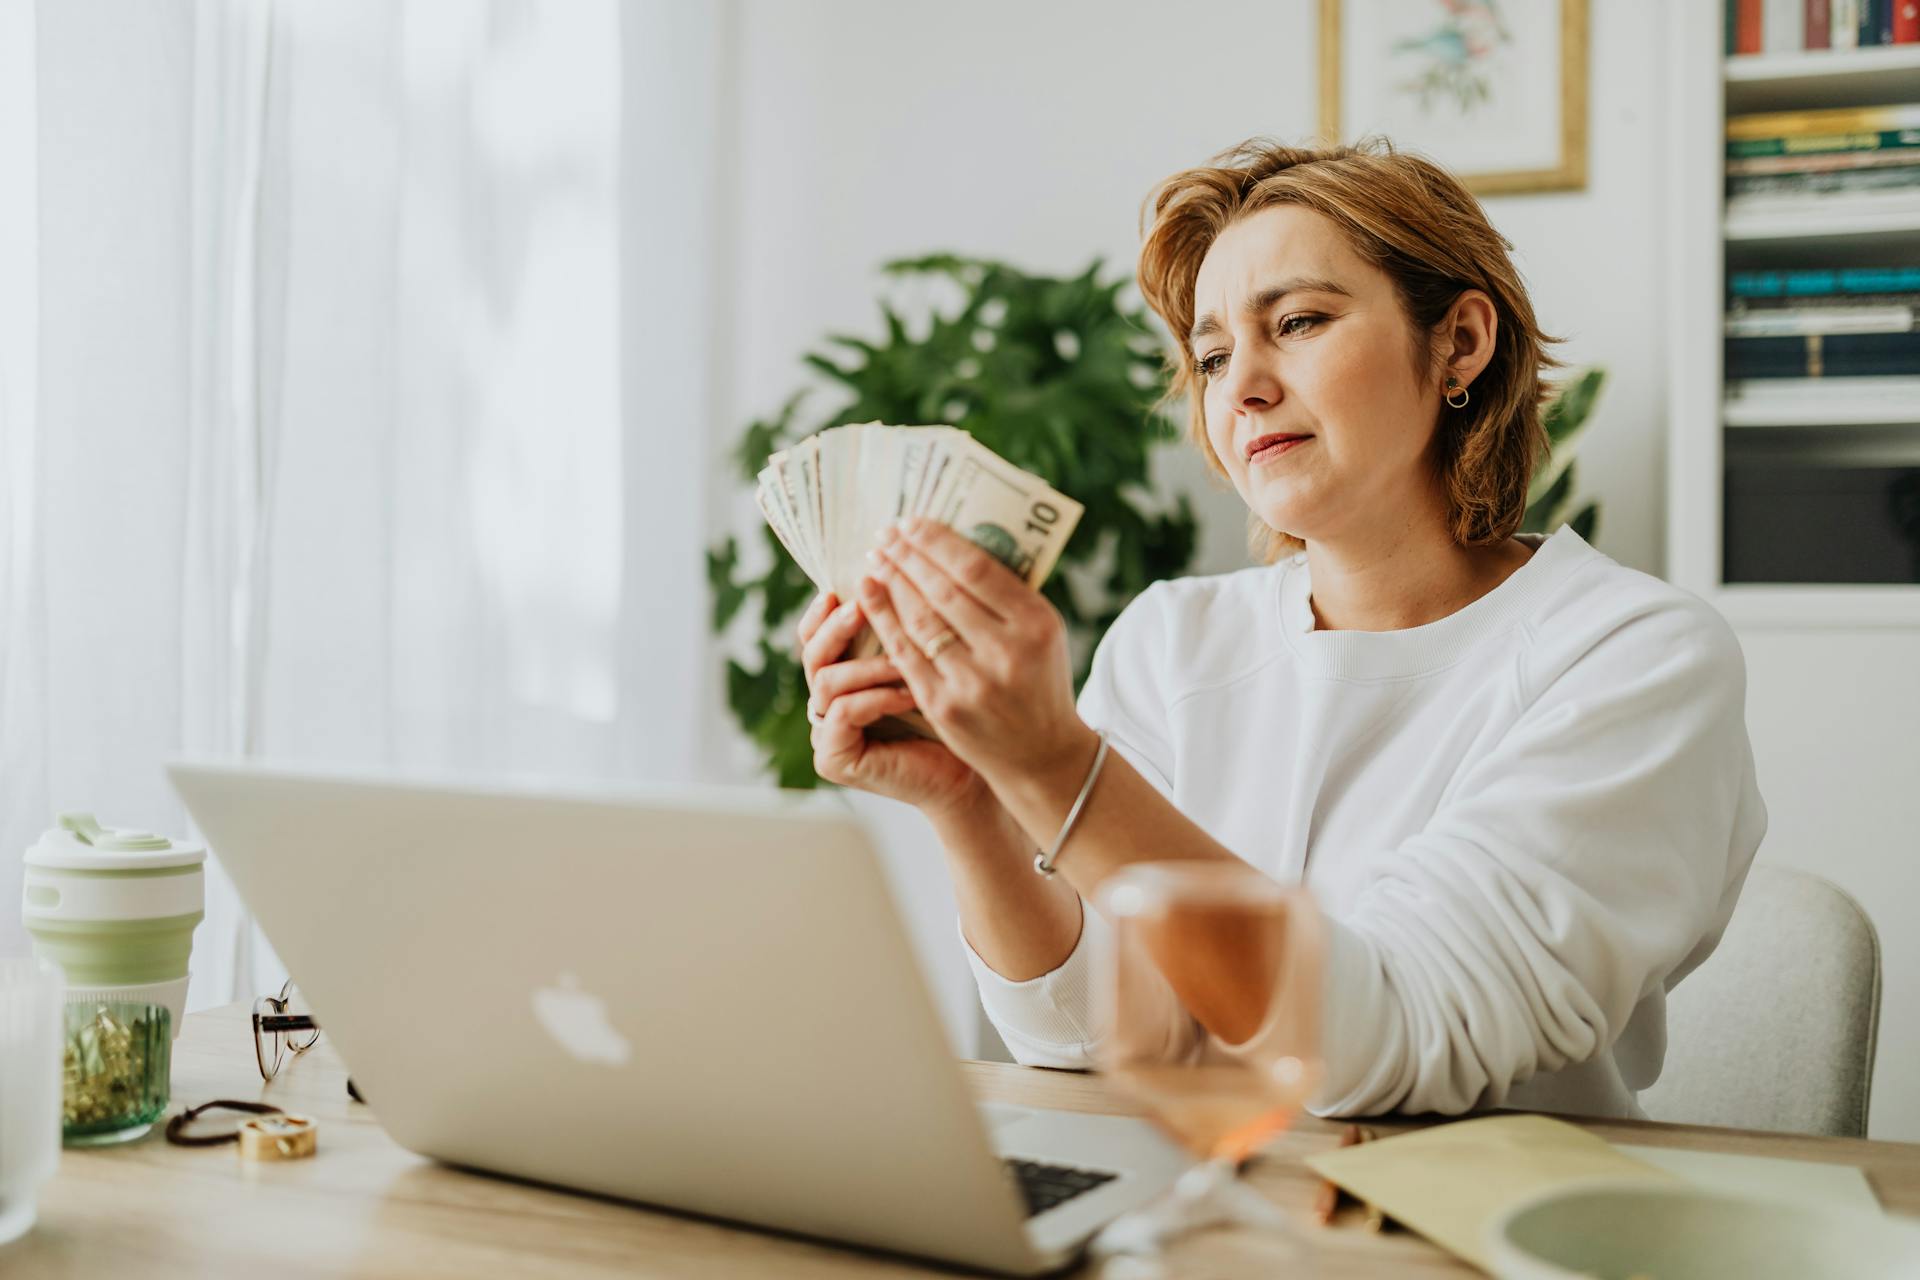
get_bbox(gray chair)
[1640,866,1882,1138]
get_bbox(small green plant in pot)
[708,254,1200,787]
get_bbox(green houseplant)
[708,254,1199,787]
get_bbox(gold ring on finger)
[922,628,962,661]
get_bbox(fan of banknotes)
[756,422,1084,605]
[757,423,1084,737]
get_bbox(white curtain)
[4,0,721,1011]
[0,0,43,961]
[5,0,982,1053]
[178,0,286,1011]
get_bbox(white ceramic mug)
[0,956,63,1245]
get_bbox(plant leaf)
[1569,501,1599,543]
[1529,367,1606,509]
[706,539,746,631]
[1524,461,1576,533]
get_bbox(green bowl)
[1488,1182,1920,1280]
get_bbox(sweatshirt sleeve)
[1286,593,1767,1118]
[961,901,1110,1067]
[963,584,1202,1068]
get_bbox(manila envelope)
[1304,1113,1679,1270]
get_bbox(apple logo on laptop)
[532,972,631,1067]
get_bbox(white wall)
[0,0,39,964]
[1482,0,1669,577]
[1740,633,1920,1141]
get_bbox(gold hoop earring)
[1445,377,1470,409]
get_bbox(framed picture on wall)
[1317,0,1588,195]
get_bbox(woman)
[796,138,1766,1120]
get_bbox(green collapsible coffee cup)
[21,814,205,1040]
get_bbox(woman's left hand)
[859,517,1092,786]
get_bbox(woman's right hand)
[799,592,993,819]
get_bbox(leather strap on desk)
[165,1099,285,1148]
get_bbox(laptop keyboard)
[1004,1157,1119,1218]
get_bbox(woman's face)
[1190,204,1444,547]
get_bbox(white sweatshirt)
[963,527,1767,1120]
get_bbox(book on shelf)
[1723,267,1915,339]
[1729,166,1920,196]
[1725,111,1920,198]
[1727,127,1920,159]
[1730,146,1920,174]
[1810,0,1833,47]
[1766,0,1806,50]
[1728,126,1920,159]
[1725,185,1920,219]
[1832,0,1860,48]
[1728,0,1920,49]
[1730,292,1920,314]
[1726,304,1913,334]
[1730,266,1920,295]
[1725,373,1920,399]
[1726,329,1920,377]
[1723,375,1920,430]
[1729,105,1920,143]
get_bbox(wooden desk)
[10,1003,1920,1278]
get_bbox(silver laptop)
[166,761,1186,1275]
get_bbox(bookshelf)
[1678,13,1920,1146]
[1666,7,1920,627]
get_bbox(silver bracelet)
[1033,731,1110,878]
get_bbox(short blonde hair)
[1137,136,1563,561]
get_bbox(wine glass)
[1090,859,1326,1263]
